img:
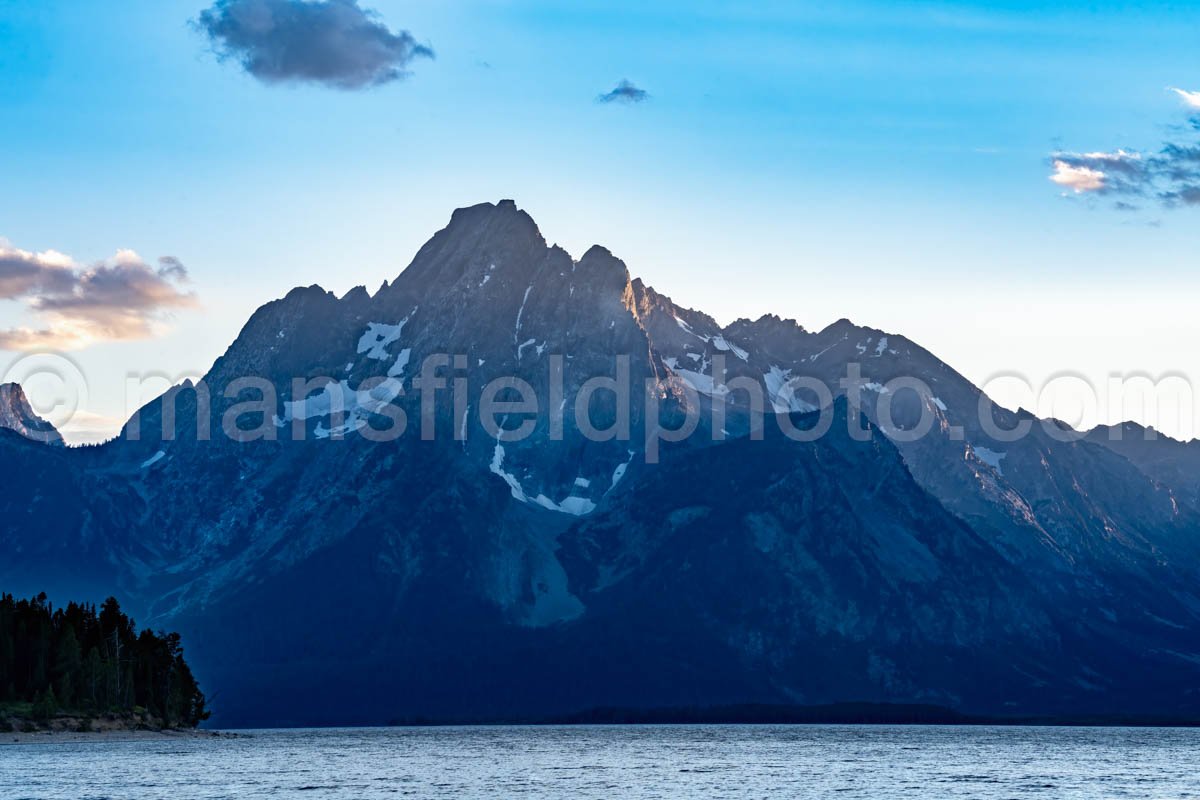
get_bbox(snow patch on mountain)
[764,366,818,414]
[387,348,413,378]
[489,442,597,516]
[973,445,1008,475]
[514,285,533,344]
[675,316,703,339]
[490,442,527,500]
[479,263,496,288]
[673,368,730,397]
[536,495,597,516]
[712,335,749,362]
[670,317,749,361]
[141,450,167,469]
[277,378,404,439]
[609,451,635,492]
[809,333,848,362]
[358,321,406,360]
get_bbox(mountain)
[0,427,117,604]
[3,200,1199,726]
[0,383,63,446]
[1088,422,1200,508]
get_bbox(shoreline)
[2,728,235,746]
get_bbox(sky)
[1,0,1198,443]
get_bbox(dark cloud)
[195,0,433,90]
[597,79,649,105]
[1161,185,1200,207]
[1050,144,1200,207]
[1050,95,1200,209]
[0,242,197,351]
[157,256,189,282]
[0,249,75,299]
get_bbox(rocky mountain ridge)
[0,383,63,446]
[2,200,1198,726]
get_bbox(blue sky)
[1,0,1198,441]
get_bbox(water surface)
[5,724,1199,798]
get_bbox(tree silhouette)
[0,593,208,728]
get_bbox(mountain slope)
[0,383,63,446]
[1088,421,1200,508]
[3,200,1199,725]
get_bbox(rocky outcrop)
[0,383,63,446]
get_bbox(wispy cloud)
[597,79,649,105]
[1048,95,1200,210]
[0,241,197,351]
[1049,150,1148,195]
[195,0,433,90]
[1170,87,1200,110]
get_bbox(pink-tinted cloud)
[1048,94,1200,210]
[0,241,198,351]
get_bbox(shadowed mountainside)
[3,201,1199,726]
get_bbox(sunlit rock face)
[0,383,63,446]
[4,201,1200,727]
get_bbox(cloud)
[1050,160,1107,193]
[0,241,197,351]
[597,79,649,105]
[157,255,189,281]
[0,327,88,352]
[1048,100,1200,209]
[1170,87,1200,110]
[0,245,76,299]
[195,0,433,90]
[1049,150,1150,195]
[1160,185,1200,207]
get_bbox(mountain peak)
[445,200,542,240]
[576,244,632,295]
[0,383,64,446]
[392,200,549,294]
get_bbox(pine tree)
[0,592,209,728]
[31,685,58,722]
[83,647,102,709]
[53,624,82,708]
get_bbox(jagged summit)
[447,198,540,231]
[10,201,1200,727]
[0,383,63,446]
[341,285,370,303]
[400,199,548,287]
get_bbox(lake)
[5,724,1200,798]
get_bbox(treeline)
[0,593,208,727]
